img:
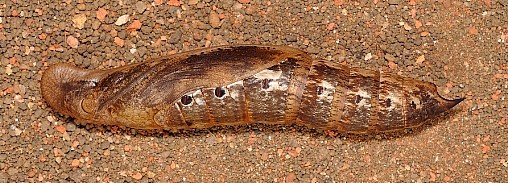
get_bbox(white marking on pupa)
[348,90,371,108]
[227,80,244,87]
[174,102,182,111]
[87,78,99,87]
[385,92,402,111]
[226,80,244,100]
[192,90,206,106]
[411,97,422,109]
[253,69,282,79]
[253,69,288,92]
[317,80,335,102]
[264,80,288,92]
[357,90,371,107]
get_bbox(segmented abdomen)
[154,56,457,133]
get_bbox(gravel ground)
[1,0,507,182]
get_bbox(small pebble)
[168,31,182,43]
[286,35,297,42]
[66,36,79,48]
[66,123,77,132]
[415,20,422,29]
[91,20,101,30]
[209,11,221,28]
[115,15,130,26]
[364,53,373,61]
[132,173,143,180]
[384,54,396,62]
[114,37,125,46]
[72,14,87,29]
[135,2,146,13]
[71,159,80,167]
[161,151,171,159]
[286,173,297,183]
[127,20,142,31]
[96,8,108,22]
[388,0,401,5]
[77,4,86,11]
[167,0,182,6]
[416,55,425,64]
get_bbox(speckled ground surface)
[1,0,507,182]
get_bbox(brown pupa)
[41,45,463,133]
